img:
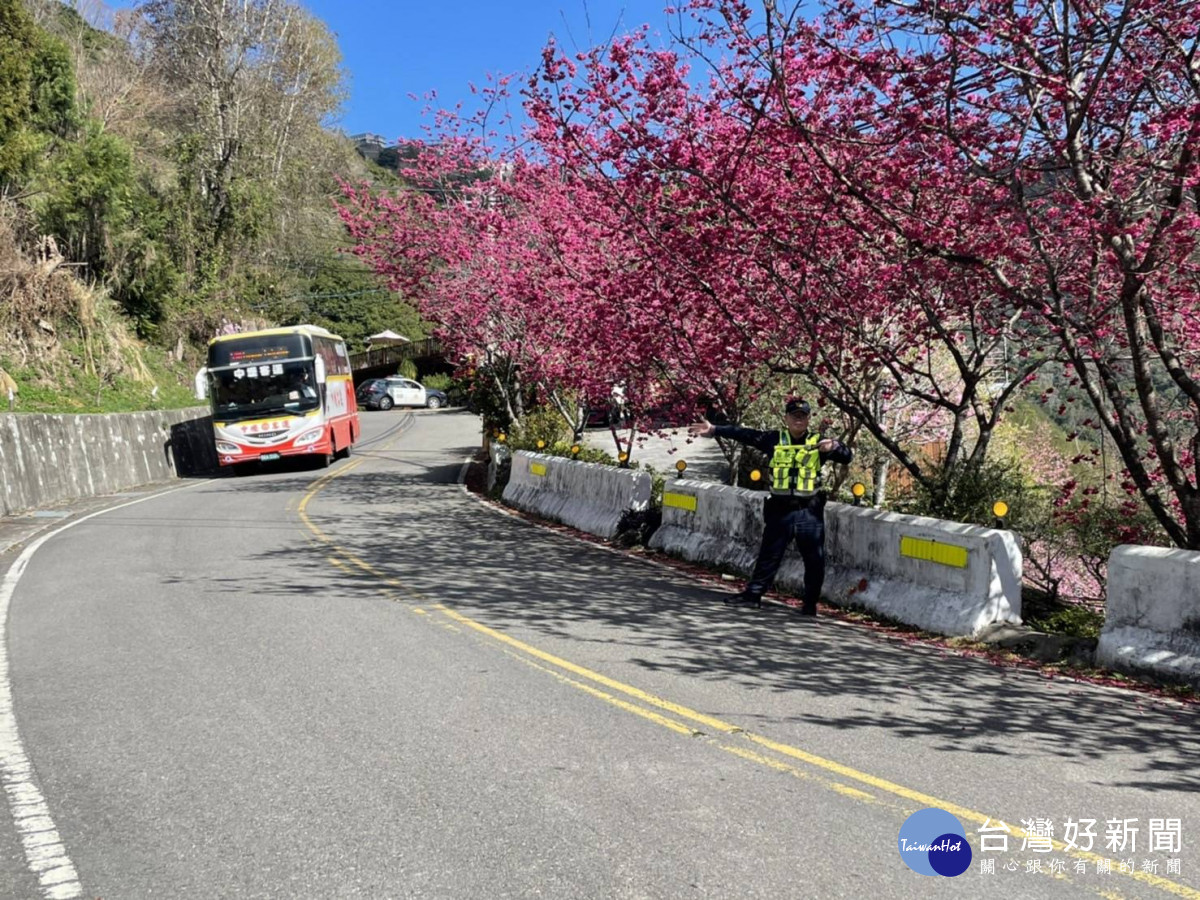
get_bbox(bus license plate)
[260,453,281,461]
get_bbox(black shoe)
[724,591,762,608]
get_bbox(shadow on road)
[181,449,1200,797]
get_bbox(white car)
[357,377,447,410]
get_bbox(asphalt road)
[581,425,729,482]
[0,409,1198,899]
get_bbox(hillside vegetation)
[0,0,422,412]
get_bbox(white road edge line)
[456,454,472,491]
[0,481,206,899]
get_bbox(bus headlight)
[293,428,324,446]
[216,442,241,454]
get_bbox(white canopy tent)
[365,330,411,347]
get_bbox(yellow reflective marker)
[750,469,762,482]
[675,460,688,473]
[900,536,969,568]
[993,500,1009,519]
[536,439,546,449]
[570,444,580,455]
[852,482,866,498]
[530,462,547,477]
[663,492,697,511]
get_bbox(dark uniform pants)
[747,497,825,613]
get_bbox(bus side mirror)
[194,368,209,400]
[314,356,327,384]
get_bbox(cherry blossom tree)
[342,0,1200,550]
[525,18,1045,497]
[691,0,1200,545]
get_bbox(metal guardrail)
[348,338,443,372]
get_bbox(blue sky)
[105,1,689,142]
[306,1,687,141]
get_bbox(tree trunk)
[873,457,889,507]
[725,441,742,486]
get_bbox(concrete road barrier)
[0,408,218,516]
[1096,546,1200,685]
[503,451,652,539]
[825,505,1022,637]
[651,479,1022,637]
[487,442,511,493]
[653,479,762,574]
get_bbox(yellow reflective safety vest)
[770,431,822,496]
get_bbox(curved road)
[0,410,1198,898]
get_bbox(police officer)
[689,399,853,616]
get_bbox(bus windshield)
[210,360,320,420]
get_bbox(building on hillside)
[350,133,387,161]
[350,133,426,172]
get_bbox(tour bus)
[195,325,360,469]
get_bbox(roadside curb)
[974,622,1098,666]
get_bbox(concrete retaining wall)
[1096,546,1200,684]
[0,408,219,516]
[503,451,652,539]
[651,478,1022,637]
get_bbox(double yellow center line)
[298,447,1200,900]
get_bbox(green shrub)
[898,457,1035,529]
[462,366,516,433]
[500,404,617,465]
[512,405,572,449]
[419,371,466,405]
[1021,588,1104,639]
[641,465,666,507]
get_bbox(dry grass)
[0,201,149,387]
